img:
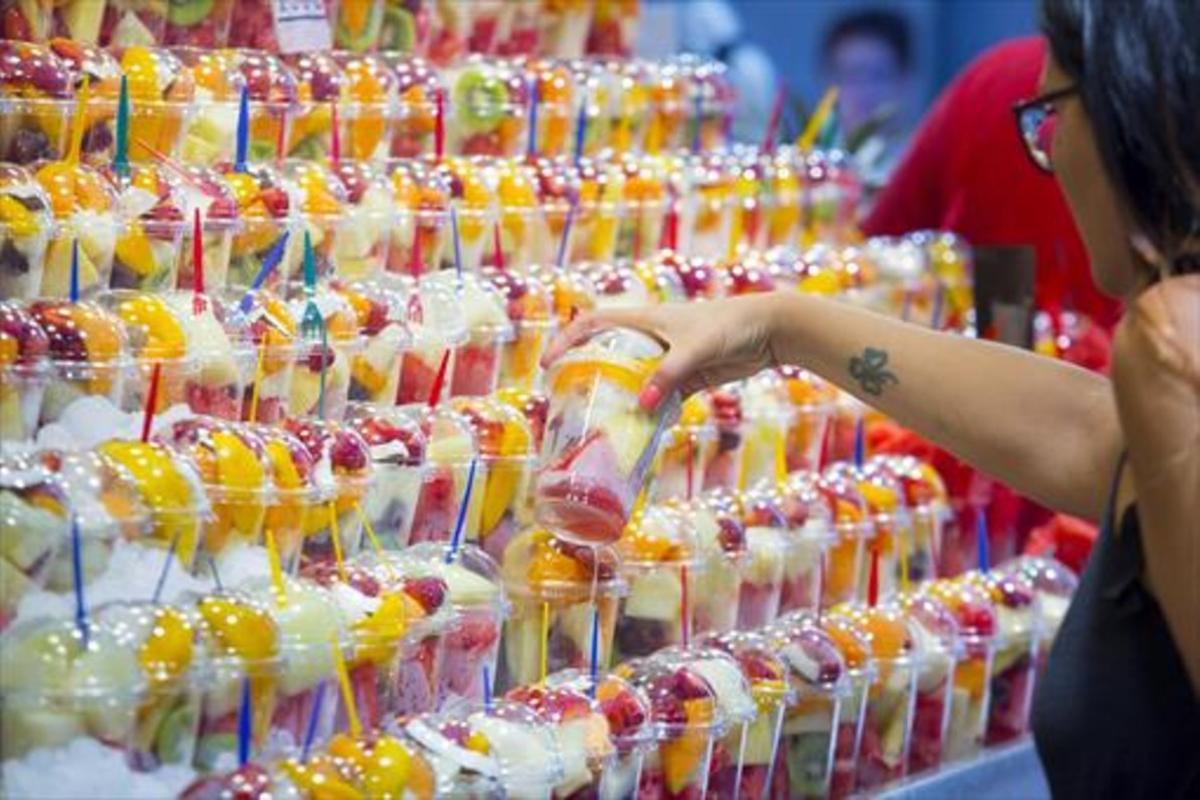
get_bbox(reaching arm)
[544,291,1123,521]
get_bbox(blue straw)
[444,457,478,564]
[691,93,703,154]
[573,101,588,168]
[237,230,291,314]
[209,554,224,591]
[450,204,464,289]
[70,517,88,647]
[525,77,539,161]
[853,417,865,467]
[68,239,80,303]
[588,608,600,699]
[234,86,250,173]
[555,200,577,269]
[236,676,252,767]
[299,680,327,762]
[976,507,990,572]
[151,528,181,604]
[482,665,492,711]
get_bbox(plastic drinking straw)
[140,363,162,442]
[330,101,341,167]
[264,528,286,605]
[235,86,250,173]
[434,90,445,162]
[247,343,267,422]
[328,501,348,582]
[354,503,387,554]
[817,417,833,469]
[299,681,327,762]
[238,232,291,314]
[331,632,362,737]
[208,554,225,590]
[450,203,464,286]
[539,600,551,682]
[976,506,989,572]
[236,677,252,767]
[725,200,743,261]
[426,348,452,408]
[679,563,690,647]
[151,528,181,604]
[482,666,493,711]
[71,517,88,647]
[773,433,788,484]
[798,87,838,152]
[685,435,694,501]
[444,457,479,564]
[760,85,786,155]
[526,76,539,161]
[492,220,505,271]
[866,546,881,607]
[587,608,601,699]
[407,213,424,277]
[68,240,80,303]
[555,199,577,269]
[573,100,588,168]
[853,417,865,468]
[192,208,205,315]
[67,76,90,165]
[690,93,703,154]
[113,76,130,178]
[898,527,910,594]
[930,282,945,330]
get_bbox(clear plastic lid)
[380,54,443,113]
[241,575,348,651]
[616,504,701,569]
[162,291,246,371]
[700,630,792,707]
[280,417,374,489]
[35,449,151,537]
[556,325,665,375]
[500,526,623,601]
[189,590,282,665]
[0,452,70,548]
[345,405,428,469]
[504,681,615,784]
[740,368,796,427]
[116,46,195,104]
[330,279,410,341]
[392,404,480,468]
[616,153,669,208]
[656,646,757,725]
[331,160,395,217]
[332,51,399,111]
[94,600,200,687]
[677,495,747,560]
[285,286,362,343]
[721,254,778,296]
[828,605,916,662]
[156,417,273,502]
[959,570,1039,640]
[97,439,208,516]
[445,56,530,125]
[547,669,656,751]
[817,613,875,672]
[353,552,455,627]
[527,155,583,210]
[388,159,451,214]
[871,454,949,513]
[172,164,241,227]
[456,271,515,342]
[224,48,297,107]
[217,288,299,350]
[1002,555,1079,601]
[759,248,806,290]
[467,699,565,791]
[0,615,147,699]
[437,157,496,213]
[285,160,349,221]
[0,40,73,99]
[0,301,49,367]
[778,472,837,541]
[397,270,471,348]
[399,541,504,611]
[922,579,998,641]
[776,365,839,412]
[450,396,536,463]
[655,250,724,301]
[891,593,960,658]
[48,39,122,98]
[481,267,556,327]
[33,160,117,219]
[766,613,848,692]
[251,424,324,503]
[96,290,191,362]
[519,263,596,327]
[284,51,347,105]
[586,262,657,309]
[219,163,296,222]
[816,464,878,533]
[614,656,725,737]
[632,256,689,304]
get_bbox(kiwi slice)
[154,702,199,766]
[289,134,327,161]
[453,69,508,134]
[167,0,214,27]
[379,6,416,51]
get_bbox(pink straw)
[330,102,341,166]
[434,90,445,162]
[141,363,162,443]
[760,85,787,154]
[191,208,205,315]
[492,220,505,271]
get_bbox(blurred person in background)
[822,8,915,188]
[679,0,780,143]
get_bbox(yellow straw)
[354,503,386,556]
[330,633,362,737]
[798,87,839,152]
[247,344,267,422]
[773,433,788,485]
[629,487,649,520]
[264,528,286,606]
[726,204,744,262]
[898,527,910,594]
[539,601,551,683]
[328,502,347,582]
[67,76,90,166]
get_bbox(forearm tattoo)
[848,347,899,396]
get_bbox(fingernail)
[638,383,663,411]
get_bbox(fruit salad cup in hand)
[892,593,959,776]
[0,41,73,165]
[252,423,327,571]
[96,290,199,415]
[380,54,441,157]
[189,592,283,770]
[329,161,394,283]
[333,280,411,404]
[449,272,514,398]
[826,605,918,792]
[960,569,1041,746]
[221,163,300,291]
[345,406,427,550]
[159,418,272,568]
[680,494,746,635]
[399,403,485,545]
[445,57,530,157]
[504,681,617,798]
[95,601,204,771]
[174,165,241,292]
[496,527,623,691]
[283,52,345,160]
[218,288,299,424]
[484,267,556,393]
[922,578,998,762]
[0,458,69,631]
[765,614,855,800]
[0,301,50,444]
[776,472,837,616]
[115,47,196,164]
[31,160,119,298]
[401,542,507,710]
[385,159,449,276]
[817,465,876,607]
[282,417,375,570]
[102,163,187,292]
[615,655,724,800]
[536,328,680,546]
[286,286,363,420]
[0,166,53,300]
[0,616,147,765]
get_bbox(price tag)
[271,0,332,53]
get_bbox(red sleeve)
[861,77,965,236]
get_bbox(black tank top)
[1032,470,1200,798]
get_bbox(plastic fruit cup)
[0,97,72,165]
[287,336,363,422]
[238,341,298,426]
[429,546,507,710]
[386,208,448,277]
[504,682,615,798]
[495,528,623,691]
[0,218,52,300]
[817,469,876,609]
[0,362,49,444]
[895,595,959,776]
[264,639,339,758]
[0,461,69,632]
[298,478,374,570]
[925,579,997,763]
[227,217,302,292]
[400,404,486,546]
[1004,555,1078,674]
[450,327,511,398]
[966,572,1040,747]
[344,405,428,551]
[110,219,183,294]
[536,328,680,546]
[816,618,874,800]
[538,2,592,58]
[266,485,325,575]
[686,498,746,636]
[677,156,736,259]
[0,617,146,763]
[178,216,237,293]
[652,423,714,503]
[499,313,554,393]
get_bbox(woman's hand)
[541,294,785,410]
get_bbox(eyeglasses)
[1012,86,1078,173]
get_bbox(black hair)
[823,9,912,72]
[1042,0,1200,272]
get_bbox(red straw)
[684,435,694,501]
[866,546,880,607]
[191,208,205,315]
[660,195,679,251]
[330,102,341,166]
[679,563,690,647]
[426,348,451,408]
[492,221,505,271]
[408,218,424,277]
[760,85,787,154]
[434,90,445,162]
[141,363,162,443]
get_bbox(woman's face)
[1044,56,1143,298]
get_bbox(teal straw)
[113,75,129,178]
